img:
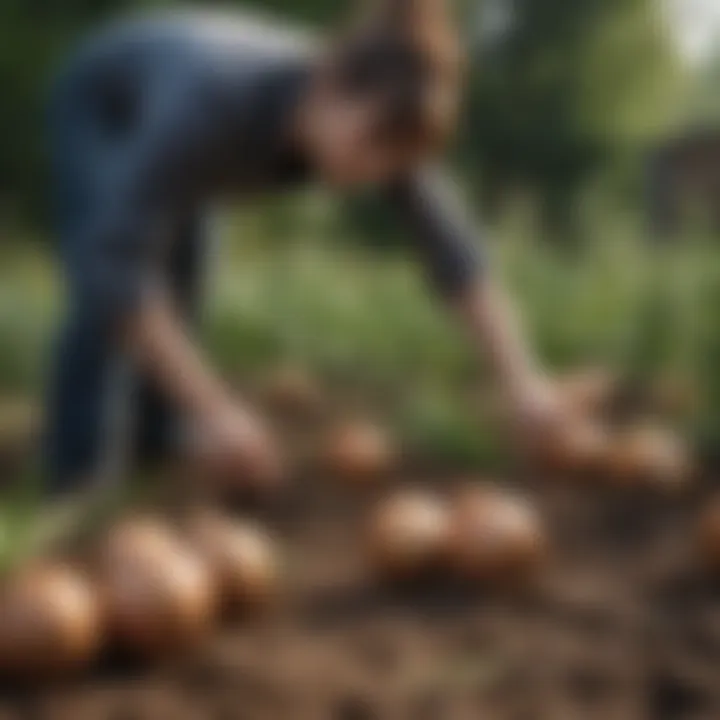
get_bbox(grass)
[0,208,717,435]
[0,206,717,565]
[204,209,715,435]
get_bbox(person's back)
[64,8,316,79]
[52,9,318,201]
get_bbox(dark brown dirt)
[2,402,720,720]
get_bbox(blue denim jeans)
[44,72,208,496]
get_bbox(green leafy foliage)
[464,0,682,235]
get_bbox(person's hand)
[188,402,283,491]
[506,372,609,472]
[506,373,570,454]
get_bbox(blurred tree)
[0,0,148,223]
[686,50,720,125]
[463,0,682,239]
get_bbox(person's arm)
[385,169,536,381]
[385,168,559,433]
[121,289,279,482]
[452,278,543,403]
[121,288,231,419]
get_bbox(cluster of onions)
[0,512,280,678]
[366,485,546,588]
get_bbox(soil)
[1,404,720,719]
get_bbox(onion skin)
[699,500,720,571]
[534,421,610,476]
[0,564,103,679]
[323,422,397,483]
[97,519,217,659]
[264,366,322,415]
[367,490,450,582]
[447,487,546,587]
[186,512,279,616]
[606,426,691,491]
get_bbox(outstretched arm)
[385,168,561,438]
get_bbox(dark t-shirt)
[50,10,483,321]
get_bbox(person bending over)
[45,0,572,495]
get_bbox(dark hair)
[329,0,464,154]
